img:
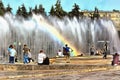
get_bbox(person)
[104,41,108,51]
[112,53,119,66]
[103,49,107,59]
[90,46,95,55]
[23,44,29,64]
[57,49,64,57]
[38,50,46,65]
[9,45,17,63]
[64,44,70,63]
[28,49,33,63]
[7,45,13,63]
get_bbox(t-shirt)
[23,47,29,54]
[65,47,70,52]
[8,48,11,52]
[38,53,46,63]
[10,49,16,57]
[58,51,64,57]
[28,52,32,58]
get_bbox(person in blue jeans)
[23,44,29,64]
[24,53,28,64]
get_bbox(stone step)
[0,65,119,79]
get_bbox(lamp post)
[18,42,21,61]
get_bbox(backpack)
[43,57,50,65]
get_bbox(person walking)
[64,44,70,63]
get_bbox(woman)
[38,50,46,65]
[112,53,119,66]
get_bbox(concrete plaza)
[0,55,120,80]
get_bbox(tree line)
[0,0,100,19]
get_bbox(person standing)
[38,50,46,65]
[9,45,17,63]
[23,44,29,64]
[8,45,13,63]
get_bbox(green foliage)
[32,5,38,14]
[16,4,28,18]
[16,6,22,16]
[113,9,119,12]
[49,5,55,16]
[68,3,83,18]
[0,0,100,20]
[0,1,5,16]
[50,0,67,18]
[38,4,46,15]
[6,4,12,13]
[21,4,28,18]
[32,5,46,16]
[93,7,100,19]
[28,7,32,16]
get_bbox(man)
[64,44,70,63]
[23,44,29,64]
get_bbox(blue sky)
[2,0,120,14]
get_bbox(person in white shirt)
[9,45,17,63]
[38,50,46,65]
[28,49,32,63]
[57,49,64,57]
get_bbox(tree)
[38,4,46,16]
[54,0,67,18]
[21,4,28,18]
[0,1,5,16]
[6,4,12,13]
[16,6,22,16]
[68,3,83,18]
[93,7,100,19]
[32,5,38,14]
[49,5,55,16]
[113,9,119,12]
[28,7,32,16]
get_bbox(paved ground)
[0,55,119,80]
[38,70,120,80]
[4,69,119,80]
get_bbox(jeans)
[10,56,14,63]
[24,54,28,64]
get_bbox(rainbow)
[33,15,80,56]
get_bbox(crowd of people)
[7,43,72,64]
[7,43,120,66]
[89,42,108,59]
[7,44,49,65]
[89,42,120,66]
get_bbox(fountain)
[0,13,120,62]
